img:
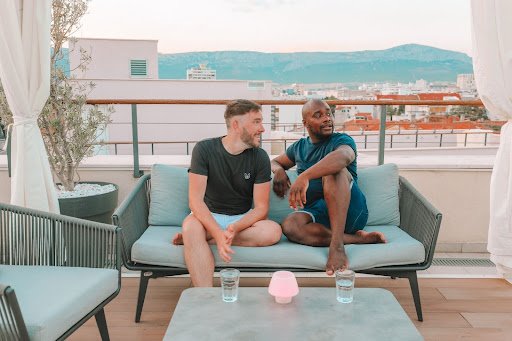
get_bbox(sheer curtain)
[0,0,59,212]
[471,0,512,276]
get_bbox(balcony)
[1,99,511,340]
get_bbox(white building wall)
[69,38,159,80]
[83,79,273,155]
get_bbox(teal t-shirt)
[285,133,358,204]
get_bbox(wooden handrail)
[86,99,484,106]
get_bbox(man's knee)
[182,215,205,237]
[253,220,282,246]
[281,215,304,243]
[322,168,352,189]
[322,169,351,197]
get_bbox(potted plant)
[0,0,116,224]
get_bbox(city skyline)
[76,0,473,56]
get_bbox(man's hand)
[214,232,235,263]
[224,224,237,245]
[288,175,309,209]
[272,168,291,198]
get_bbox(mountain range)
[158,44,473,83]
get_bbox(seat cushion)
[132,225,425,271]
[149,164,190,226]
[0,265,118,341]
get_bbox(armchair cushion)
[0,265,118,341]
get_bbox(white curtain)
[0,0,59,213]
[471,0,512,276]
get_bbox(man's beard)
[309,124,333,140]
[241,128,260,148]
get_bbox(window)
[130,59,148,77]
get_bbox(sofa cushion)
[269,164,400,226]
[0,265,118,341]
[146,163,400,227]
[358,163,400,226]
[132,225,424,271]
[149,164,190,226]
[267,171,297,224]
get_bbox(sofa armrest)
[0,202,120,270]
[112,174,151,267]
[398,176,442,269]
[0,284,29,341]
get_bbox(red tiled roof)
[417,93,461,100]
[375,94,418,100]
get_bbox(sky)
[76,0,472,56]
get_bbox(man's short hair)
[302,99,326,119]
[224,99,261,127]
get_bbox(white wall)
[69,38,159,80]
[83,79,274,155]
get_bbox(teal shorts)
[291,181,368,234]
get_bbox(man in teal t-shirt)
[271,99,386,275]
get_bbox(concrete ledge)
[436,243,488,253]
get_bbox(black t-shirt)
[189,137,271,215]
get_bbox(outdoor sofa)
[0,203,121,341]
[114,163,442,323]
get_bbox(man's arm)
[188,173,234,262]
[288,145,355,209]
[271,154,296,197]
[226,181,271,237]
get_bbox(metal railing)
[87,99,486,177]
[96,129,498,157]
[5,99,488,178]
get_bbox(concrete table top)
[164,287,423,341]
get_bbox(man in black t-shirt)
[172,99,282,287]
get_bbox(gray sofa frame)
[0,203,121,341]
[113,174,441,323]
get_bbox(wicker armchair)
[0,202,121,341]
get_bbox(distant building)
[186,64,216,80]
[457,74,475,90]
[375,93,461,121]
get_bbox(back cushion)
[358,163,400,226]
[268,171,297,224]
[267,163,400,226]
[149,164,190,226]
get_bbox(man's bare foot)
[172,232,184,245]
[355,230,387,244]
[325,247,349,276]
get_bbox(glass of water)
[335,269,355,303]
[220,268,240,302]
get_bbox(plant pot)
[58,181,119,224]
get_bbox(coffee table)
[164,287,423,340]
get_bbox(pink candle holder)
[268,271,299,304]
